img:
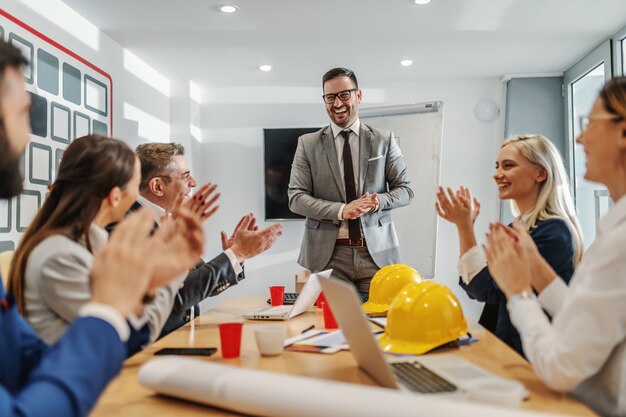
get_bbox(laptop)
[319,276,528,399]
[243,270,332,321]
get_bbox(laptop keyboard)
[267,292,369,305]
[284,292,298,303]
[391,362,458,394]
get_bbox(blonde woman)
[436,134,583,355]
[485,77,626,417]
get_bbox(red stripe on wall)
[0,8,114,135]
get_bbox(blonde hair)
[502,134,583,265]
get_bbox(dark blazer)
[459,218,575,356]
[107,201,245,338]
[0,279,125,417]
[159,253,244,336]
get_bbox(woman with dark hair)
[9,135,185,347]
[485,77,626,417]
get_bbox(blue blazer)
[0,278,126,417]
[459,218,575,356]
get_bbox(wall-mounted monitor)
[263,127,321,221]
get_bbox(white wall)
[2,1,503,321]
[196,79,503,321]
[1,0,171,147]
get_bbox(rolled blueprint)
[139,357,566,417]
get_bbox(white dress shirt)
[331,119,361,239]
[457,245,487,285]
[508,195,626,417]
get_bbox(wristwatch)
[507,289,537,312]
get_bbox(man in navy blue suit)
[0,40,203,417]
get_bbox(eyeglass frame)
[578,113,623,132]
[322,88,358,104]
[156,170,193,184]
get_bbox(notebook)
[318,275,528,400]
[243,270,331,321]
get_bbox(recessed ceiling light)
[400,60,413,67]
[414,0,431,4]
[259,65,272,72]
[220,5,238,13]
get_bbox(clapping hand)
[170,182,220,223]
[147,207,205,294]
[342,192,379,220]
[221,213,258,251]
[435,186,481,227]
[229,214,283,263]
[483,223,532,299]
[91,209,179,316]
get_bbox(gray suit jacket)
[288,123,413,271]
[24,226,182,346]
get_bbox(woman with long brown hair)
[9,134,186,346]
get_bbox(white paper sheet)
[139,357,567,417]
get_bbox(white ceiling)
[61,0,626,90]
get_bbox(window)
[564,42,611,248]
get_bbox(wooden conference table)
[90,296,597,417]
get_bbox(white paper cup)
[254,326,287,356]
[465,379,527,407]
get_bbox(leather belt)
[336,238,366,248]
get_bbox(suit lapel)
[359,124,372,195]
[322,126,346,201]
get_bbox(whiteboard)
[361,102,443,278]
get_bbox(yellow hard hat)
[362,264,422,316]
[378,281,468,355]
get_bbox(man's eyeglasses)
[159,171,193,183]
[322,88,358,104]
[578,114,622,131]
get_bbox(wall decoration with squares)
[0,8,113,251]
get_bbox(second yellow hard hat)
[362,264,422,317]
[378,281,468,355]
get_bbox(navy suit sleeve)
[460,219,574,303]
[169,252,243,315]
[1,315,125,417]
[15,312,47,385]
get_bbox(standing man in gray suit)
[288,67,413,293]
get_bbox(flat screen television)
[264,127,321,221]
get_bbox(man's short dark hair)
[322,67,358,90]
[0,40,29,76]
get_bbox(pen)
[301,324,315,334]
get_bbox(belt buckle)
[350,238,364,247]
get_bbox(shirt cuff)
[127,312,148,331]
[338,204,346,220]
[79,302,130,342]
[508,296,545,337]
[224,248,243,275]
[537,276,568,316]
[457,245,487,285]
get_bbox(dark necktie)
[341,130,361,242]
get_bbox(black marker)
[301,324,315,334]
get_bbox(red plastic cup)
[269,286,285,306]
[218,322,243,359]
[315,291,326,309]
[322,300,338,329]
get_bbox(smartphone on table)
[154,347,217,356]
